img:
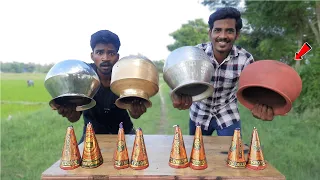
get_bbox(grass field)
[1,73,319,180]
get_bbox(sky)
[0,0,213,65]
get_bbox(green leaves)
[201,0,241,11]
[167,19,209,52]
[293,47,320,113]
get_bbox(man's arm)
[54,105,82,122]
[170,91,192,110]
[128,99,147,119]
[251,104,274,121]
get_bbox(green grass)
[1,80,51,102]
[1,73,47,80]
[1,73,320,180]
[131,93,162,134]
[1,103,45,119]
[160,77,190,135]
[1,107,84,179]
[1,73,51,119]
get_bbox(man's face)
[209,18,239,54]
[91,43,119,76]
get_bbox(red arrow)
[294,42,312,61]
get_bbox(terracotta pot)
[237,60,302,115]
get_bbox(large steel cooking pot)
[163,46,215,102]
[44,59,100,111]
[110,55,159,109]
[237,60,302,115]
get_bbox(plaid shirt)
[190,42,255,131]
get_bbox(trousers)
[189,118,241,136]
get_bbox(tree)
[167,19,209,52]
[0,62,54,73]
[153,60,165,72]
[242,1,319,69]
[307,1,320,45]
[201,0,242,11]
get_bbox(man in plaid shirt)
[171,7,274,136]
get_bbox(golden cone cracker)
[246,127,267,170]
[130,128,149,170]
[168,125,189,169]
[190,123,208,170]
[227,128,246,168]
[113,122,130,169]
[81,122,103,168]
[60,126,81,170]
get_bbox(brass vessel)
[110,55,159,109]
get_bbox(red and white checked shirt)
[190,42,255,130]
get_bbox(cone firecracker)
[246,127,267,170]
[189,123,208,170]
[113,122,130,169]
[169,125,189,168]
[130,128,149,170]
[60,126,81,170]
[227,128,246,168]
[81,122,103,168]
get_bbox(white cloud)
[0,0,212,65]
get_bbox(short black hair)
[90,30,121,52]
[208,7,243,32]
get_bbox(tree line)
[0,60,165,74]
[0,62,55,73]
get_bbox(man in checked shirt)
[171,7,274,136]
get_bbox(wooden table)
[42,135,286,180]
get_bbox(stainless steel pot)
[163,46,215,102]
[44,59,100,111]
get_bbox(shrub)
[293,48,320,113]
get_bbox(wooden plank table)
[42,135,286,180]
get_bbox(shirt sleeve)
[242,54,255,70]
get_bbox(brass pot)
[110,55,159,109]
[44,59,100,111]
[163,46,215,102]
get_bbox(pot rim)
[237,84,293,115]
[110,78,159,98]
[171,81,214,102]
[49,94,96,112]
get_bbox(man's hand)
[53,104,82,122]
[171,92,192,110]
[251,103,274,121]
[128,99,147,119]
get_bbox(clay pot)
[237,60,302,115]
